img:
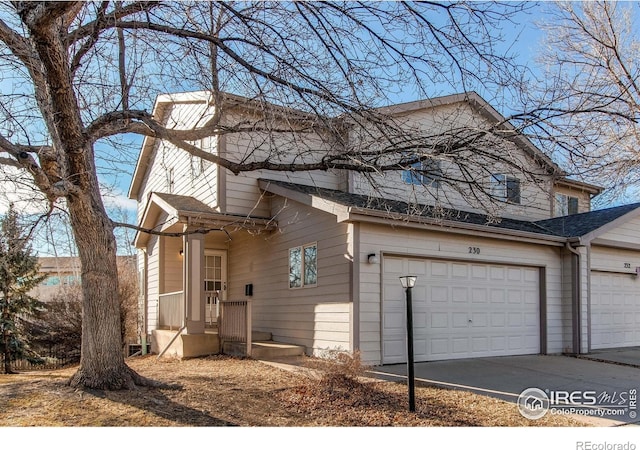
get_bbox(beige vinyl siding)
[135,101,219,224]
[595,216,640,247]
[161,236,183,294]
[227,197,352,355]
[357,222,563,365]
[590,246,640,274]
[348,102,552,221]
[222,126,346,217]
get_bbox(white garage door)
[591,271,640,349]
[382,257,540,363]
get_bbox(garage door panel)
[490,336,506,351]
[524,312,538,327]
[491,313,505,327]
[383,339,405,363]
[508,290,523,304]
[591,271,640,349]
[508,312,522,326]
[382,257,540,363]
[430,312,448,328]
[452,313,468,328]
[430,339,448,355]
[471,337,489,352]
[452,287,468,303]
[430,261,448,277]
[471,265,487,279]
[490,289,505,303]
[413,311,427,328]
[430,286,448,303]
[490,266,505,280]
[452,338,469,354]
[408,259,428,275]
[452,263,468,278]
[471,312,488,327]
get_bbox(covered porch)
[135,192,281,359]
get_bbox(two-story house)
[128,91,640,364]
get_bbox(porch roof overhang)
[258,179,568,247]
[133,192,277,248]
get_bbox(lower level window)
[289,243,317,288]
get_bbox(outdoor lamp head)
[399,275,417,289]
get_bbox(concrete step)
[222,340,305,359]
[251,341,305,359]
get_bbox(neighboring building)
[129,91,640,364]
[31,257,82,302]
[32,256,136,302]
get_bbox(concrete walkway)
[370,354,640,426]
[580,347,640,368]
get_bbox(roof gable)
[535,203,640,241]
[373,91,562,176]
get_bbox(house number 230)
[468,247,481,255]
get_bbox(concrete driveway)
[370,354,640,426]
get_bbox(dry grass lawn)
[0,355,587,427]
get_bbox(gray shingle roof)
[262,179,640,240]
[534,202,640,238]
[154,192,219,216]
[262,180,558,236]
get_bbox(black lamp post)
[399,275,417,412]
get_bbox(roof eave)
[345,208,567,246]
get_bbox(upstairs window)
[555,193,579,216]
[491,174,521,204]
[402,159,442,188]
[289,243,317,288]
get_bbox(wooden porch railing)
[219,300,252,356]
[158,291,184,330]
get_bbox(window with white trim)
[289,243,317,288]
[491,174,521,204]
[402,159,441,188]
[555,193,579,216]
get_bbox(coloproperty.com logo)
[517,387,637,420]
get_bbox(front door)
[204,250,227,326]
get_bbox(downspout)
[565,242,581,355]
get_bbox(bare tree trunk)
[64,146,142,389]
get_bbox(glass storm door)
[204,250,226,326]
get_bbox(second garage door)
[382,257,540,363]
[590,271,640,349]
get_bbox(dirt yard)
[0,354,586,427]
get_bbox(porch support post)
[183,228,205,334]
